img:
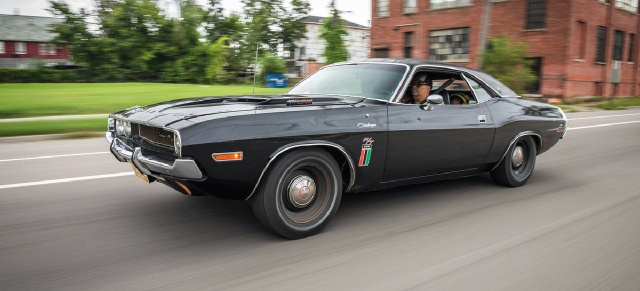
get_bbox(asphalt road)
[1,108,640,290]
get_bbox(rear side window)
[465,77,493,103]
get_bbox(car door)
[382,71,496,183]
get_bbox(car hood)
[111,94,377,127]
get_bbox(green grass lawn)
[0,118,107,137]
[589,97,640,110]
[0,83,289,118]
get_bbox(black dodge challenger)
[107,59,567,239]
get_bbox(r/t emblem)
[358,138,374,167]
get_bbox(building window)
[404,32,414,58]
[374,48,389,58]
[596,26,606,63]
[615,0,638,13]
[598,0,611,4]
[613,30,625,61]
[0,41,5,54]
[39,43,57,56]
[15,42,27,54]
[430,0,472,10]
[526,0,547,30]
[629,34,635,62]
[377,0,390,17]
[577,21,587,59]
[429,28,470,62]
[403,0,418,13]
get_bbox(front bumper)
[107,132,204,180]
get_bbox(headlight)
[116,119,125,135]
[124,121,132,137]
[107,118,115,131]
[174,132,182,156]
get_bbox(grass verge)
[0,83,289,118]
[590,97,640,110]
[0,118,106,137]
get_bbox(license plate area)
[129,161,151,183]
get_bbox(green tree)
[241,0,310,53]
[320,0,348,65]
[259,52,286,82]
[204,0,243,43]
[481,36,537,94]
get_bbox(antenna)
[253,42,258,95]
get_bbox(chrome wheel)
[512,145,524,167]
[251,149,342,239]
[491,136,537,187]
[287,175,316,208]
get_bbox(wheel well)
[529,134,542,154]
[319,146,353,191]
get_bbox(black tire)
[251,149,343,239]
[491,136,537,187]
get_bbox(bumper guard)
[108,132,203,180]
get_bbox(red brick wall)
[370,0,640,97]
[0,41,69,60]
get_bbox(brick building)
[0,14,71,69]
[370,0,640,98]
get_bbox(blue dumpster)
[265,74,287,88]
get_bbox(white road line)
[0,172,134,190]
[0,152,110,163]
[569,112,640,120]
[568,120,640,130]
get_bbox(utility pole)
[478,0,493,68]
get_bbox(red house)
[0,14,71,69]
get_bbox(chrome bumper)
[107,132,204,180]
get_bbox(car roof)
[342,58,518,98]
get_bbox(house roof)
[303,16,368,29]
[0,14,63,42]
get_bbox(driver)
[402,73,432,104]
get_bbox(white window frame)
[377,0,390,17]
[0,41,5,54]
[615,0,638,13]
[15,42,27,54]
[403,0,418,14]
[48,44,57,55]
[430,0,473,10]
[39,43,46,55]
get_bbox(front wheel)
[491,136,537,187]
[251,149,343,239]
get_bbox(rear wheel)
[251,149,342,239]
[491,136,537,187]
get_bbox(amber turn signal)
[212,152,243,162]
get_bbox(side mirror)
[426,94,443,104]
[420,94,443,111]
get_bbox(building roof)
[0,14,63,42]
[304,16,368,29]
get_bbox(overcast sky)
[0,0,372,27]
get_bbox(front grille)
[138,124,175,149]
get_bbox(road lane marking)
[569,112,640,120]
[568,120,640,130]
[0,172,133,190]
[0,152,110,163]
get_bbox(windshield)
[287,64,407,101]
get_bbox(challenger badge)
[358,137,374,167]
